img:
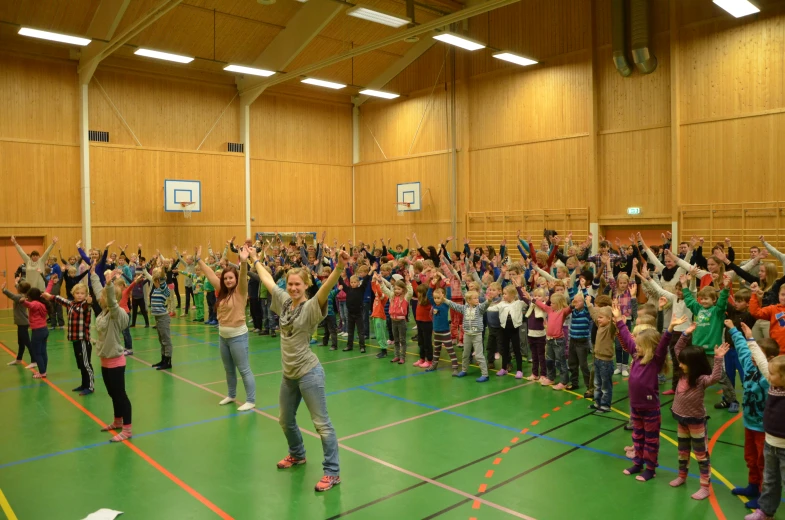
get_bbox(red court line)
[485,470,494,478]
[530,420,539,426]
[511,437,519,443]
[492,458,502,465]
[552,407,560,412]
[478,484,487,493]
[564,401,572,405]
[472,500,481,509]
[501,447,510,454]
[705,413,743,520]
[0,342,234,520]
[541,413,550,418]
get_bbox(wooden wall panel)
[469,53,591,150]
[354,153,459,246]
[0,54,78,144]
[250,93,352,166]
[359,89,450,161]
[598,127,672,221]
[597,33,671,132]
[468,138,591,213]
[679,12,785,123]
[89,145,245,249]
[250,159,353,243]
[681,113,785,205]
[88,68,239,152]
[384,45,449,97]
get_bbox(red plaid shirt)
[55,296,92,342]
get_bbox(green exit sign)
[627,207,641,215]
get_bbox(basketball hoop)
[180,201,196,218]
[395,201,411,215]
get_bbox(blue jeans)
[593,359,614,409]
[758,442,785,516]
[545,337,568,384]
[31,327,49,374]
[338,301,348,333]
[219,333,256,404]
[614,336,630,365]
[279,364,339,476]
[724,348,744,389]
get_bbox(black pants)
[30,327,49,374]
[16,325,31,361]
[386,315,394,341]
[486,326,503,367]
[501,318,523,372]
[249,297,262,330]
[184,286,193,313]
[48,299,64,327]
[322,315,338,347]
[72,339,95,391]
[131,297,149,326]
[206,292,217,322]
[102,365,132,425]
[568,337,591,389]
[347,311,365,349]
[416,320,433,361]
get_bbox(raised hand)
[715,343,730,359]
[195,246,202,259]
[238,245,250,262]
[105,240,115,248]
[740,322,753,339]
[669,315,688,330]
[611,299,621,320]
[76,239,82,248]
[685,322,697,335]
[52,236,59,245]
[759,235,766,243]
[10,236,17,245]
[724,319,735,329]
[679,274,689,286]
[658,296,668,310]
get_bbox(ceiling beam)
[354,34,436,106]
[78,0,182,84]
[239,0,521,99]
[237,0,345,106]
[85,0,131,41]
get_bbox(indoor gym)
[0,0,784,519]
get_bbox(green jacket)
[682,287,729,355]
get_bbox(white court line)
[201,353,375,386]
[338,381,534,441]
[127,355,537,519]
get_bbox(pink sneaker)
[540,378,554,386]
[496,369,508,376]
[421,361,432,368]
[398,359,405,365]
[525,374,538,381]
[391,357,400,363]
[413,359,424,367]
[515,371,523,379]
[386,340,394,345]
[745,510,774,520]
[552,383,566,391]
[662,389,675,395]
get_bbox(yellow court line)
[0,488,19,520]
[562,388,746,505]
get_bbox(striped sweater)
[569,307,592,339]
[150,280,170,315]
[445,299,491,334]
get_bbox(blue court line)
[359,386,704,481]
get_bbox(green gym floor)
[0,309,776,520]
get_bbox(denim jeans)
[278,364,339,476]
[545,337,568,384]
[31,327,49,374]
[593,359,614,409]
[758,442,785,516]
[338,301,348,332]
[219,333,256,404]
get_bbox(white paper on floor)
[82,509,123,520]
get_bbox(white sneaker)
[412,325,418,330]
[252,328,260,333]
[622,365,630,377]
[613,363,621,375]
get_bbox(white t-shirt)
[271,287,327,380]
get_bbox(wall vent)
[228,142,244,153]
[89,130,109,142]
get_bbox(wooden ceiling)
[0,0,456,96]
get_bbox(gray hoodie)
[91,274,128,359]
[2,287,29,326]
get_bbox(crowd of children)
[4,230,785,513]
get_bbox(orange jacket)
[749,294,785,354]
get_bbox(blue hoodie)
[730,328,769,432]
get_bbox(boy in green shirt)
[192,267,205,323]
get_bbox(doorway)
[0,237,44,311]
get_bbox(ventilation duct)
[630,0,658,74]
[611,0,632,77]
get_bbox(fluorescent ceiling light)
[301,78,346,89]
[359,89,399,99]
[492,52,538,67]
[347,6,411,28]
[432,32,485,51]
[713,0,760,17]
[134,48,193,63]
[224,64,275,77]
[18,27,91,46]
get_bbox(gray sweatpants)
[391,319,408,360]
[154,313,173,356]
[464,333,488,377]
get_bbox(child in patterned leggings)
[669,323,728,500]
[425,280,459,376]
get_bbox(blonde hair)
[595,307,617,335]
[761,262,778,291]
[697,286,719,303]
[550,293,568,310]
[350,275,359,283]
[770,356,785,380]
[634,328,665,371]
[532,288,548,299]
[535,251,548,266]
[503,285,519,299]
[464,290,479,302]
[413,260,424,273]
[71,283,88,296]
[488,282,502,292]
[287,268,312,286]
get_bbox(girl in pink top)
[534,293,572,390]
[21,288,49,379]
